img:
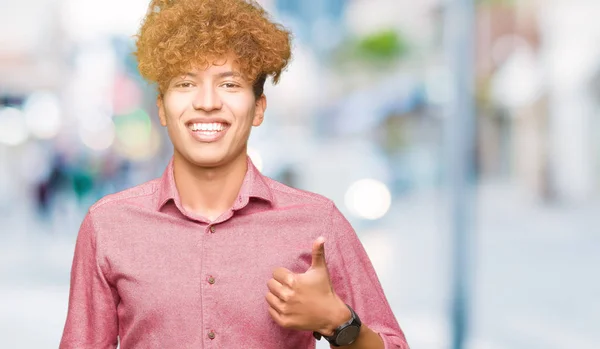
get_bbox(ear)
[252,94,266,127]
[157,95,167,127]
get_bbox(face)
[157,58,266,169]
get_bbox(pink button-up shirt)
[60,157,408,349]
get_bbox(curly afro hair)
[134,0,292,97]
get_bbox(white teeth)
[190,122,226,132]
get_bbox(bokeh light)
[114,109,160,160]
[23,92,63,139]
[247,147,264,172]
[62,0,150,42]
[344,178,392,220]
[0,107,29,146]
[79,119,116,151]
[112,75,143,115]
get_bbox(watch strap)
[313,304,361,346]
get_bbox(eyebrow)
[182,71,242,79]
[217,71,242,78]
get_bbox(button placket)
[204,224,218,343]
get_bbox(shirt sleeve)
[60,212,119,349]
[325,202,410,349]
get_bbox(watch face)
[337,325,361,346]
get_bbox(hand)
[266,237,351,335]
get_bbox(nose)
[192,85,222,111]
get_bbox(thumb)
[310,236,327,269]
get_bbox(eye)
[174,81,194,88]
[221,82,241,89]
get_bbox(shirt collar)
[156,156,273,212]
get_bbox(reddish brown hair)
[134,0,292,96]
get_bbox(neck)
[172,151,248,221]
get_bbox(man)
[60,0,409,348]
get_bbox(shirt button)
[209,226,216,233]
[208,331,216,340]
[208,276,215,285]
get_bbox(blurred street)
[1,181,598,349]
[2,0,600,348]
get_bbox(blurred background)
[1,0,599,348]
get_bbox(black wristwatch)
[313,304,362,347]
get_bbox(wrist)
[320,297,352,336]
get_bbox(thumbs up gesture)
[266,237,351,335]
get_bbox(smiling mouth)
[187,122,229,135]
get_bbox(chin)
[187,155,228,168]
[174,142,247,169]
[183,149,243,169]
